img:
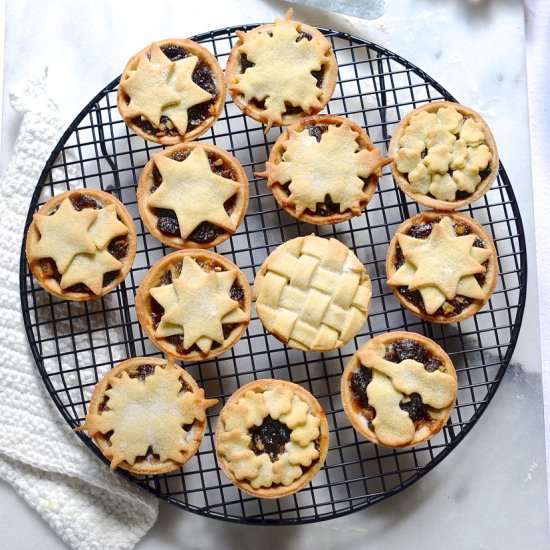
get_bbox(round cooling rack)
[20,25,527,524]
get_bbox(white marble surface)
[0,0,547,548]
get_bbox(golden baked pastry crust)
[341,331,457,448]
[79,356,217,474]
[215,378,329,499]
[225,9,337,131]
[135,249,251,361]
[386,211,498,323]
[253,234,372,352]
[137,142,249,249]
[256,114,389,225]
[117,38,225,145]
[388,101,498,209]
[26,188,136,301]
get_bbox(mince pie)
[79,357,217,474]
[225,9,337,131]
[135,249,251,361]
[26,189,136,300]
[254,234,371,351]
[386,211,498,323]
[216,378,329,498]
[118,38,225,145]
[341,332,457,448]
[137,142,249,249]
[388,101,498,209]
[256,115,389,225]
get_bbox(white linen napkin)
[0,70,158,550]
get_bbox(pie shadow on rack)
[20,25,526,524]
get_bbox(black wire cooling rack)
[20,25,527,524]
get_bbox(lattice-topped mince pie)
[225,9,337,131]
[79,357,217,474]
[388,101,498,209]
[341,332,457,448]
[216,379,329,498]
[254,235,372,352]
[137,142,249,248]
[26,189,136,300]
[118,38,225,144]
[257,114,389,225]
[386,211,498,323]
[135,250,251,361]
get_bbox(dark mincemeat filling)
[39,193,127,294]
[249,416,291,462]
[150,150,238,242]
[395,219,488,317]
[149,259,246,355]
[131,45,218,137]
[350,339,442,427]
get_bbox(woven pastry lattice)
[20,26,526,523]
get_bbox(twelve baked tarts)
[226,9,337,131]
[388,101,498,209]
[386,211,497,323]
[257,115,389,225]
[341,332,457,448]
[26,189,136,301]
[216,379,329,498]
[137,142,249,249]
[80,357,217,474]
[118,38,225,144]
[135,249,251,362]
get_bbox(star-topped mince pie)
[137,142,249,249]
[257,115,390,225]
[136,250,251,361]
[388,101,498,209]
[118,39,225,145]
[216,379,329,498]
[386,211,498,323]
[78,357,217,474]
[254,235,372,352]
[341,332,457,448]
[26,189,136,301]
[225,9,337,131]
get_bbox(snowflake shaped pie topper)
[230,10,332,130]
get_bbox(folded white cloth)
[0,71,158,550]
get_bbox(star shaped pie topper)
[120,43,212,132]
[387,216,493,314]
[150,257,248,353]
[147,147,240,240]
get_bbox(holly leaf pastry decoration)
[387,216,493,314]
[150,257,248,353]
[147,147,240,240]
[230,10,331,129]
[265,123,385,215]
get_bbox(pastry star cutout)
[231,11,330,129]
[264,124,385,215]
[147,147,240,239]
[89,204,129,249]
[30,198,98,273]
[150,257,247,353]
[388,217,493,314]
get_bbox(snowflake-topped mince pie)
[26,189,136,301]
[388,101,498,209]
[118,38,225,145]
[225,9,337,131]
[137,142,249,249]
[341,332,457,448]
[216,379,329,498]
[257,115,389,225]
[135,249,251,361]
[254,234,372,352]
[78,357,217,474]
[386,211,498,323]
